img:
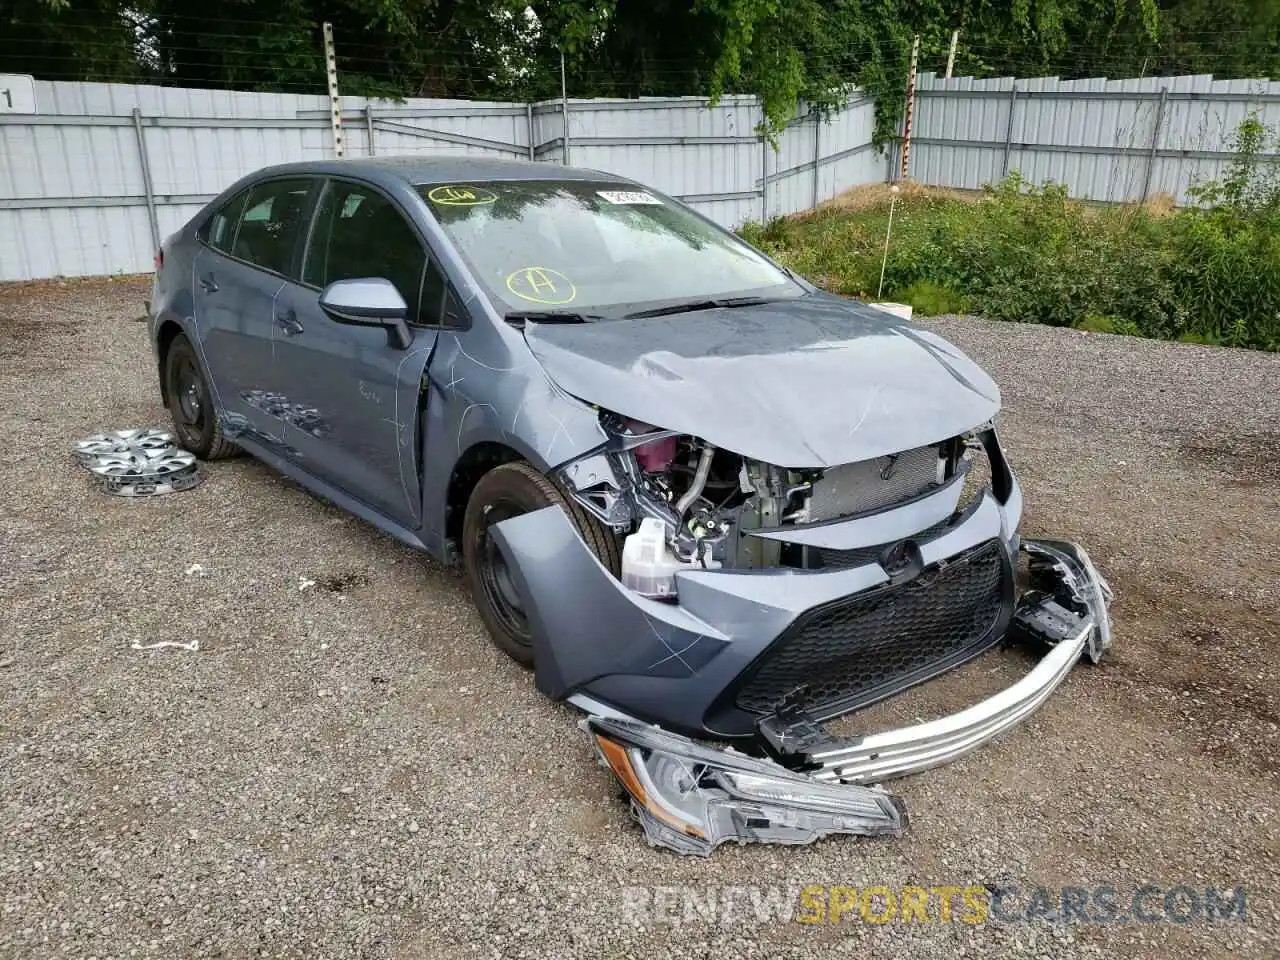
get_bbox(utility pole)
[945,30,959,79]
[323,22,344,158]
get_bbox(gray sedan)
[148,157,1112,853]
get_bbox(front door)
[268,178,447,528]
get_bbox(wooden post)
[323,22,344,158]
[560,49,571,165]
[899,35,920,181]
[945,30,959,78]
[1141,87,1170,203]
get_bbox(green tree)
[3,0,1274,137]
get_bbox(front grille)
[734,539,1009,716]
[807,445,942,522]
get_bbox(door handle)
[199,273,218,293]
[276,309,304,336]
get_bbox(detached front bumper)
[577,539,1111,854]
[491,467,1112,853]
[492,464,1029,739]
[770,538,1111,783]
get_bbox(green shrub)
[1077,314,1120,334]
[1178,330,1224,346]
[739,129,1280,351]
[899,280,967,316]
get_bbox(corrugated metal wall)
[533,96,769,228]
[6,72,1278,281]
[910,72,1280,204]
[0,81,883,282]
[0,81,531,281]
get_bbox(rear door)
[193,177,316,445]
[268,177,457,528]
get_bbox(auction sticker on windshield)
[427,185,498,206]
[597,190,662,205]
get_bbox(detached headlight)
[583,716,906,856]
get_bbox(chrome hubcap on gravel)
[73,430,204,498]
[88,448,197,480]
[73,429,174,466]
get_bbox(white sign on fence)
[0,75,37,114]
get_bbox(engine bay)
[559,411,980,598]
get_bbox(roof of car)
[249,156,638,188]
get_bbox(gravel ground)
[1,278,1277,959]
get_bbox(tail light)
[154,250,164,271]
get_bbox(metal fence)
[909,71,1280,204]
[0,79,881,282]
[8,71,1276,282]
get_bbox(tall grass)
[742,119,1280,351]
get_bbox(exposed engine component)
[675,444,715,516]
[561,415,744,569]
[732,460,790,568]
[621,517,721,600]
[802,445,945,523]
[559,412,982,588]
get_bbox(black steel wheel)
[463,461,621,667]
[163,334,238,460]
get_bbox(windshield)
[416,180,801,316]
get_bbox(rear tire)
[163,333,239,460]
[463,461,622,667]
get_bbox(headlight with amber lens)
[584,716,905,855]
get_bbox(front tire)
[463,461,622,667]
[163,334,238,460]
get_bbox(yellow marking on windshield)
[427,185,497,206]
[506,267,577,305]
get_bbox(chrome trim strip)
[566,693,642,723]
[808,621,1091,783]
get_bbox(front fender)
[419,324,609,552]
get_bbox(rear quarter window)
[200,189,249,253]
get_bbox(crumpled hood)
[523,295,1001,468]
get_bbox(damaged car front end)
[153,163,1111,856]
[490,305,1112,855]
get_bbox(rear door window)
[304,180,457,326]
[229,178,313,277]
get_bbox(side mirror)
[319,278,413,350]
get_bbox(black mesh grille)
[734,540,1009,716]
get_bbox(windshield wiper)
[503,310,604,328]
[623,296,775,320]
